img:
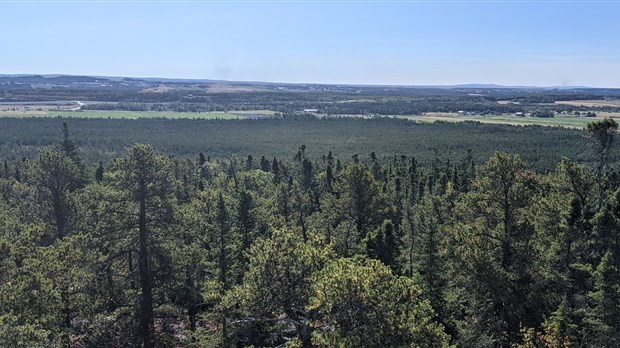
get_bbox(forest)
[0,117,596,171]
[1,118,620,347]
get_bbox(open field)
[0,110,276,119]
[555,99,620,107]
[2,108,617,128]
[206,84,271,93]
[393,112,620,129]
[0,101,82,112]
[3,108,615,128]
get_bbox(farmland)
[555,99,620,107]
[2,107,620,129]
[0,109,275,119]
[396,112,620,128]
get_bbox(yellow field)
[397,112,620,129]
[0,110,276,119]
[0,104,80,112]
[555,100,620,107]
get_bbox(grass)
[231,110,275,115]
[392,112,620,129]
[1,108,616,128]
[0,110,275,119]
[555,100,620,108]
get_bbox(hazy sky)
[2,0,620,87]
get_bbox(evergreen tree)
[95,160,104,182]
[308,257,450,347]
[338,161,389,240]
[590,251,620,346]
[114,144,176,348]
[31,149,80,240]
[364,219,399,271]
[222,228,332,347]
[586,118,618,209]
[260,156,270,172]
[271,157,281,184]
[449,152,541,346]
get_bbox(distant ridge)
[0,74,600,90]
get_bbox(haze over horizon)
[3,0,620,88]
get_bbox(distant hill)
[0,74,598,89]
[0,74,106,84]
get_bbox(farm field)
[555,99,620,107]
[0,109,276,119]
[394,112,620,128]
[3,108,619,128]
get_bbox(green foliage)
[222,228,333,346]
[449,152,544,346]
[4,125,620,347]
[588,251,620,346]
[512,320,570,348]
[364,219,399,271]
[338,161,390,239]
[308,257,450,347]
[29,149,81,240]
[0,118,599,172]
[587,117,618,208]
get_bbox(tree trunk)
[186,270,197,331]
[128,250,136,290]
[52,191,67,239]
[298,210,307,242]
[138,196,154,348]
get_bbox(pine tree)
[590,251,620,346]
[95,161,104,182]
[114,144,176,348]
[586,118,618,209]
[364,219,399,271]
[31,149,80,240]
[272,157,281,184]
[308,258,450,347]
[260,156,270,172]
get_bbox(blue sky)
[2,0,620,87]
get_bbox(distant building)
[515,112,524,117]
[303,109,318,113]
[578,111,595,117]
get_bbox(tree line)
[79,95,610,116]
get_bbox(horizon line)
[3,72,620,89]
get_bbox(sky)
[1,0,620,87]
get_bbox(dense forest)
[0,117,598,171]
[1,119,620,347]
